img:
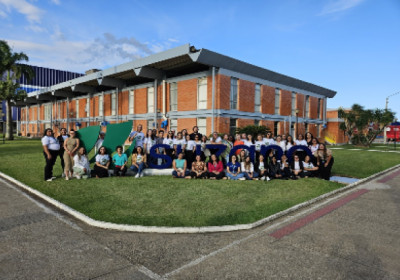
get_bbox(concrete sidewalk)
[0,168,399,279]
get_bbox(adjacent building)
[18,44,336,139]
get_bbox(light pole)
[385,91,400,143]
[295,108,299,138]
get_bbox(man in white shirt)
[129,124,145,148]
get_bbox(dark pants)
[185,150,194,170]
[43,150,59,180]
[94,165,109,178]
[318,158,334,180]
[190,171,207,179]
[114,166,127,177]
[59,148,65,170]
[208,171,225,180]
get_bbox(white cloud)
[319,0,364,16]
[50,0,61,5]
[0,0,44,23]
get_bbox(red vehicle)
[386,122,400,142]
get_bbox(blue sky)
[1,0,399,117]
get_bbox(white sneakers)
[135,173,140,178]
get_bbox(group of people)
[41,124,334,182]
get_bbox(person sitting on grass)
[241,156,258,180]
[280,154,291,179]
[303,155,319,178]
[94,146,110,178]
[207,154,226,180]
[130,146,147,178]
[112,145,127,177]
[268,156,282,179]
[73,147,90,179]
[172,152,190,178]
[255,154,270,181]
[290,154,304,179]
[226,154,244,180]
[314,143,334,180]
[190,154,208,179]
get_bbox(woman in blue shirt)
[172,152,190,178]
[112,145,127,176]
[226,155,244,180]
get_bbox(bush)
[236,125,271,138]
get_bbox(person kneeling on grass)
[268,156,283,179]
[94,146,110,178]
[73,147,90,179]
[280,155,291,179]
[207,154,226,180]
[241,156,258,180]
[113,145,127,177]
[226,154,244,180]
[255,154,270,181]
[172,152,190,178]
[303,155,318,178]
[130,146,147,178]
[190,154,208,179]
[290,154,304,179]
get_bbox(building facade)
[18,44,336,139]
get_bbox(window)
[147,119,154,129]
[317,124,321,138]
[170,83,177,111]
[305,95,310,118]
[129,90,134,114]
[230,118,237,136]
[86,98,90,117]
[44,104,51,121]
[291,122,295,136]
[230,78,238,109]
[197,117,207,135]
[305,123,309,133]
[254,84,261,112]
[291,92,297,116]
[274,88,280,115]
[317,98,321,119]
[197,77,207,109]
[111,93,116,116]
[254,119,260,126]
[75,99,79,118]
[147,87,154,113]
[274,121,280,136]
[99,95,103,117]
[170,119,177,132]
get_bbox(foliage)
[338,104,395,146]
[235,125,271,137]
[0,40,34,140]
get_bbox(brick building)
[18,44,336,139]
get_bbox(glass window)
[275,88,280,115]
[170,83,177,111]
[274,121,280,136]
[129,90,134,114]
[305,95,310,118]
[99,95,103,117]
[198,77,207,110]
[86,98,90,117]
[147,119,154,129]
[197,117,207,135]
[254,119,260,126]
[111,93,116,116]
[230,118,237,135]
[75,99,79,118]
[170,119,177,132]
[254,84,261,112]
[44,104,51,121]
[230,78,238,109]
[147,87,154,113]
[317,98,321,119]
[291,92,297,116]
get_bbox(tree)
[339,104,395,146]
[0,40,34,140]
[236,125,271,138]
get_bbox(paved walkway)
[1,168,400,279]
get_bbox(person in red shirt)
[207,154,226,180]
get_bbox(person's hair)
[185,134,191,140]
[305,132,313,140]
[257,134,263,140]
[193,126,198,131]
[318,143,328,159]
[312,138,319,144]
[287,135,295,145]
[228,135,234,142]
[177,152,185,159]
[244,156,251,170]
[69,129,76,137]
[211,154,219,162]
[304,155,311,162]
[276,135,282,141]
[167,131,173,139]
[177,132,183,139]
[158,130,164,134]
[195,154,201,161]
[43,128,53,137]
[146,129,155,140]
[99,146,108,155]
[134,146,145,156]
[116,145,123,151]
[201,135,207,142]
[271,155,277,163]
[297,133,304,140]
[77,146,86,160]
[266,132,272,138]
[230,154,237,162]
[60,128,66,132]
[181,129,187,135]
[293,154,300,160]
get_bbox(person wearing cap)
[95,131,106,154]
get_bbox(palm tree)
[0,40,34,140]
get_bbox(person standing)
[189,126,202,140]
[56,128,69,177]
[42,128,60,181]
[129,124,145,148]
[63,129,80,180]
[94,131,105,154]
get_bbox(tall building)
[0,65,82,134]
[18,44,336,138]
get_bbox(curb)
[1,164,399,234]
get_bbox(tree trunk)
[5,99,14,140]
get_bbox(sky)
[1,0,399,117]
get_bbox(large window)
[197,77,207,110]
[44,104,51,121]
[86,98,90,117]
[317,98,321,119]
[170,83,177,111]
[291,92,297,116]
[75,99,79,118]
[274,88,280,115]
[254,84,261,112]
[230,77,238,109]
[230,118,237,135]
[147,119,154,129]
[305,95,310,118]
[129,90,134,114]
[147,87,154,113]
[99,95,103,117]
[111,93,116,116]
[170,119,177,132]
[254,119,260,126]
[274,121,280,136]
[197,117,207,135]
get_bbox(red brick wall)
[280,89,291,116]
[177,79,197,111]
[79,98,87,118]
[309,96,318,119]
[217,74,230,110]
[238,80,255,112]
[119,91,129,115]
[135,88,147,114]
[261,85,275,114]
[296,93,305,118]
[178,118,196,132]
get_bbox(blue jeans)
[172,169,190,178]
[243,171,259,180]
[130,162,145,174]
[226,172,244,180]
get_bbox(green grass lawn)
[0,139,398,227]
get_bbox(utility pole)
[384,91,400,143]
